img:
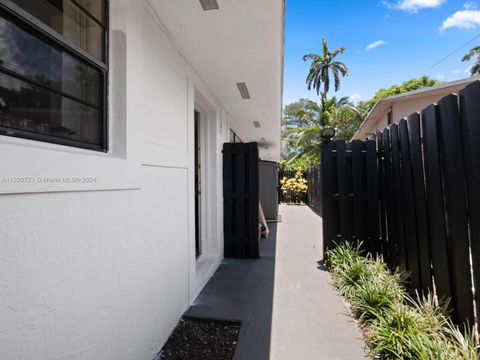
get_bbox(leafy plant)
[280,171,307,204]
[325,240,363,270]
[350,278,399,323]
[358,76,442,115]
[326,242,479,359]
[281,96,351,167]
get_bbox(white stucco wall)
[0,1,232,359]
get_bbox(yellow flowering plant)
[280,171,308,204]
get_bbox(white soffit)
[148,0,284,162]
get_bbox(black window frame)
[0,0,109,152]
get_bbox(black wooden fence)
[321,80,480,327]
[321,139,380,255]
[306,164,322,215]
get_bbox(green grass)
[325,242,479,359]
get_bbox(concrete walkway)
[185,204,366,360]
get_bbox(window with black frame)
[0,0,108,151]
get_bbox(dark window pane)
[0,72,101,145]
[0,15,102,106]
[10,0,104,60]
[76,0,104,23]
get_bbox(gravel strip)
[158,317,241,360]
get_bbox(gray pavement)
[185,204,366,360]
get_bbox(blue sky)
[283,0,480,105]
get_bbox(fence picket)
[336,140,353,242]
[390,124,408,268]
[377,132,388,259]
[437,94,473,325]
[352,140,367,246]
[382,129,398,268]
[459,82,480,323]
[408,113,432,292]
[421,104,452,304]
[366,140,380,254]
[322,140,336,252]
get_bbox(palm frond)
[332,67,341,92]
[331,47,345,57]
[331,61,349,76]
[470,62,480,76]
[322,38,329,57]
[303,53,320,62]
[462,46,480,62]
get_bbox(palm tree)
[462,46,480,76]
[303,38,349,96]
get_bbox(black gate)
[223,142,260,258]
[321,139,380,255]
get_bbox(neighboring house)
[0,1,284,359]
[352,76,480,140]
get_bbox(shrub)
[351,279,398,323]
[280,171,307,204]
[325,242,479,360]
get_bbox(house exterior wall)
[0,1,234,359]
[360,83,472,138]
[375,93,448,131]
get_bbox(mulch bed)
[158,317,241,360]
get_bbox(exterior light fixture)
[236,82,251,99]
[199,0,219,11]
[321,127,336,140]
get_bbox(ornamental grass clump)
[325,242,479,359]
[280,171,307,204]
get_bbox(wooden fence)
[321,139,380,255]
[306,164,322,215]
[321,80,480,327]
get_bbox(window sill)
[0,137,139,194]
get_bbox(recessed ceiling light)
[199,0,219,11]
[236,82,251,100]
[253,121,261,128]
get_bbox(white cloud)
[465,65,473,73]
[450,69,462,74]
[441,4,480,30]
[366,40,388,51]
[350,93,362,102]
[384,0,445,12]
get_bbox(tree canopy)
[462,45,480,76]
[281,76,442,171]
[359,76,442,113]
